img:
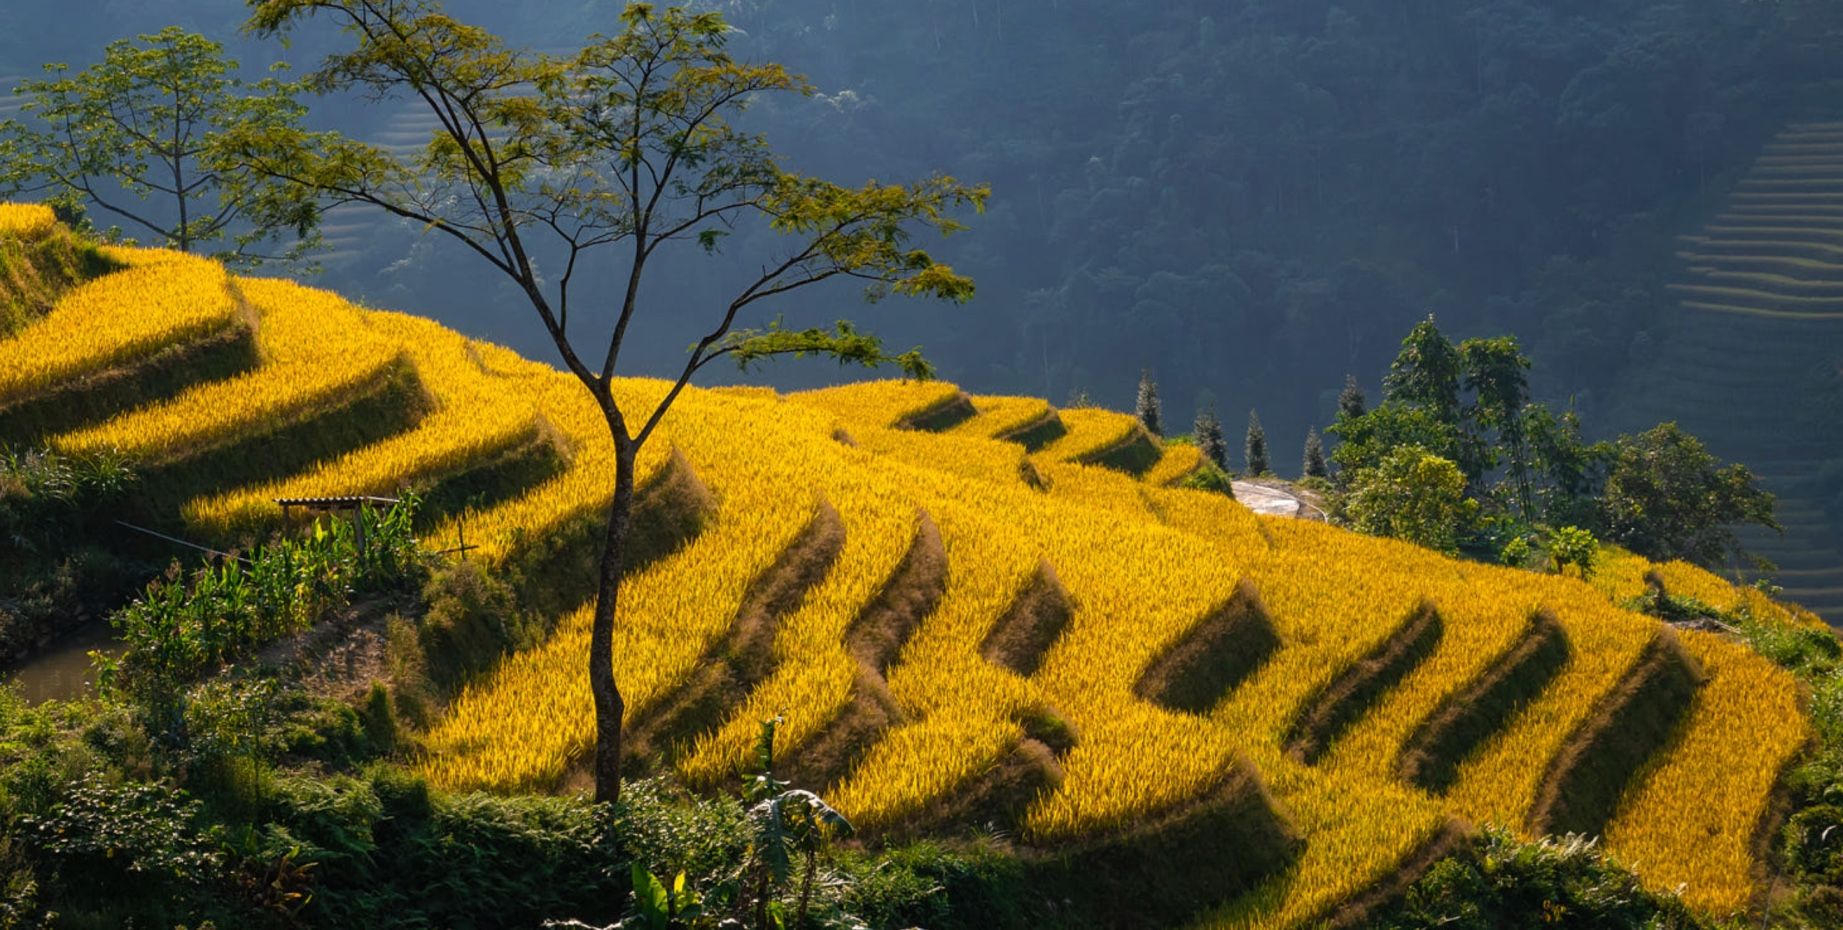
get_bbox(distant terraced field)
[1615,121,1843,623]
[0,206,1822,928]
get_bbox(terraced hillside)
[0,205,1822,928]
[1617,120,1843,622]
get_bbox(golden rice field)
[0,218,1821,927]
[0,245,239,407]
[0,203,57,239]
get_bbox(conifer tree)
[1303,428,1328,478]
[1194,403,1229,470]
[1135,369,1162,436]
[1245,410,1269,476]
[1338,374,1367,420]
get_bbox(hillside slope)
[0,207,1819,928]
[1614,120,1843,622]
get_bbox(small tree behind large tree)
[1135,369,1162,436]
[1338,374,1367,420]
[0,26,318,264]
[1384,315,1461,426]
[236,0,986,803]
[1302,428,1328,479]
[1193,402,1228,470]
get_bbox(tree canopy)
[0,26,317,264]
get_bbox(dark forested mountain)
[4,0,1842,447]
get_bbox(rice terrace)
[4,2,1843,930]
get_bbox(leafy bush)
[1368,829,1707,930]
[16,773,223,908]
[1343,445,1475,554]
[418,560,529,690]
[1545,525,1598,578]
[1176,460,1235,497]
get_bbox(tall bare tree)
[236,0,986,802]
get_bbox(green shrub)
[1369,829,1707,930]
[357,684,397,755]
[97,498,426,743]
[1177,460,1236,497]
[417,560,527,690]
[16,773,224,914]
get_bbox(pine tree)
[1303,428,1328,478]
[1338,374,1367,420]
[1245,410,1269,476]
[1135,370,1162,436]
[1194,403,1229,470]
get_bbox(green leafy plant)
[741,717,855,930]
[1545,525,1598,578]
[95,497,425,745]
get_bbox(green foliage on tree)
[1328,402,1460,482]
[1302,428,1328,480]
[1460,335,1533,515]
[1135,369,1161,436]
[1384,315,1462,426]
[234,0,984,804]
[1244,410,1269,476]
[1331,318,1772,569]
[1193,402,1228,470]
[1599,423,1779,566]
[1524,403,1612,528]
[0,27,318,264]
[1546,525,1599,578]
[1345,445,1474,555]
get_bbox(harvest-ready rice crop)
[184,311,543,534]
[0,219,1817,930]
[1142,440,1203,486]
[0,203,58,238]
[0,246,239,407]
[1601,629,1810,914]
[1032,406,1145,464]
[947,394,1056,440]
[792,379,964,430]
[55,278,400,461]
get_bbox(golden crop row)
[848,424,1032,488]
[55,278,400,462]
[1142,440,1203,486]
[792,379,963,430]
[1036,459,1154,516]
[946,394,1055,440]
[0,246,238,407]
[1592,546,1823,629]
[1031,406,1144,464]
[1602,629,1810,914]
[184,311,544,534]
[0,203,58,239]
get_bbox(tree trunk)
[590,443,637,804]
